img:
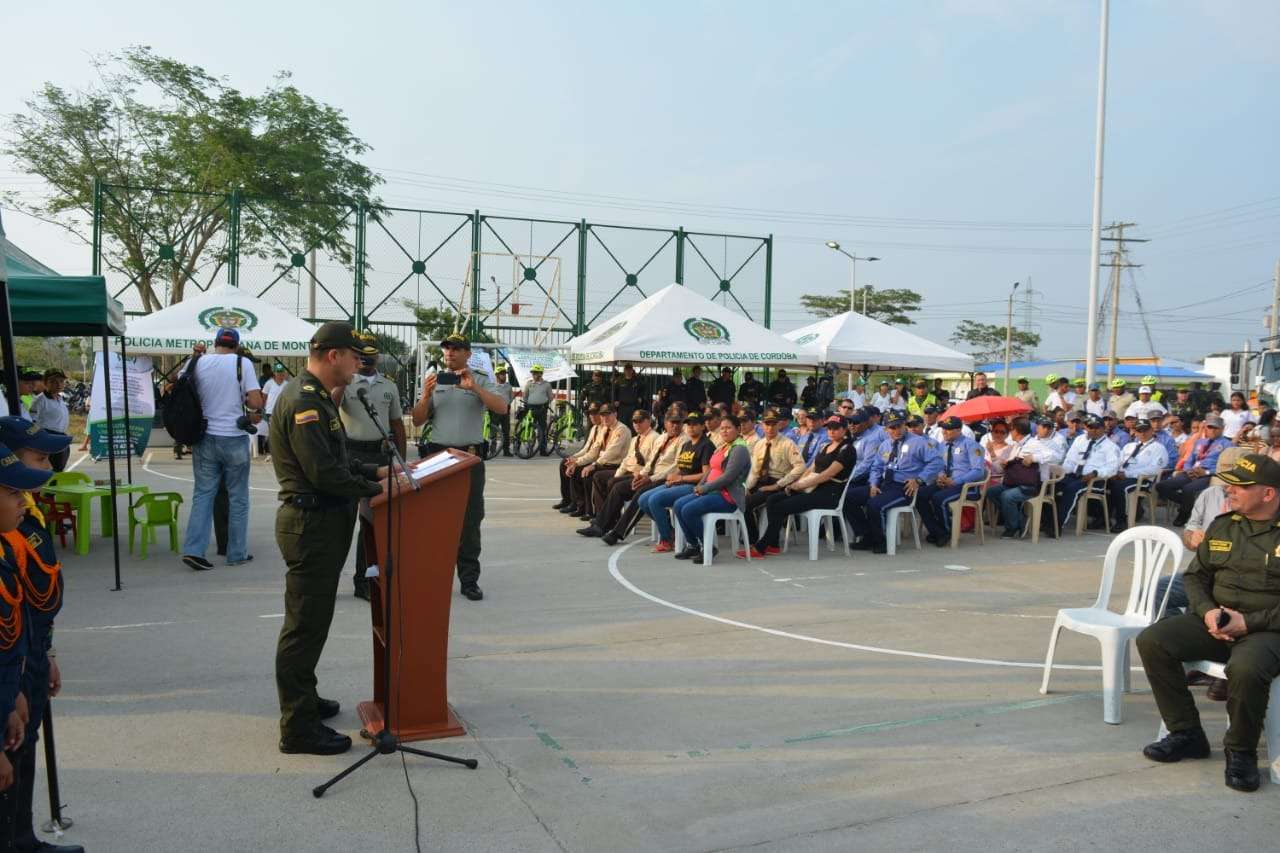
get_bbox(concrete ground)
[34,451,1280,852]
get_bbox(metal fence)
[92,180,774,367]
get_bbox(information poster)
[88,351,155,459]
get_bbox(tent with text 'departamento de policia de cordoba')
[563,284,816,367]
[114,284,318,356]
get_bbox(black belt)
[284,494,354,509]
[422,442,482,456]
[346,439,385,451]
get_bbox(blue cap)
[849,412,868,425]
[0,443,54,491]
[0,417,72,454]
[862,405,881,417]
[215,327,240,347]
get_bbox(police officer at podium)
[411,332,509,602]
[272,321,386,756]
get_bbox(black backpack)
[162,352,208,445]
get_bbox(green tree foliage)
[949,320,1041,364]
[799,286,923,325]
[3,47,381,312]
[406,302,492,364]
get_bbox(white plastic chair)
[884,492,920,556]
[782,478,855,561]
[1157,661,1280,784]
[1039,526,1184,724]
[699,510,751,565]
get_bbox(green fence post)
[354,200,367,329]
[764,234,773,329]
[470,210,482,339]
[91,177,102,276]
[675,227,685,285]
[228,189,241,288]
[576,219,587,334]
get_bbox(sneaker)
[690,547,719,565]
[1000,529,1019,540]
[227,555,254,566]
[735,547,766,560]
[674,545,700,560]
[652,540,674,553]
[763,546,782,556]
[1142,727,1211,763]
[183,555,214,571]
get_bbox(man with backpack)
[171,327,265,570]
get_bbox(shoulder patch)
[295,410,320,425]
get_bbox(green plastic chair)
[45,471,92,490]
[128,492,184,559]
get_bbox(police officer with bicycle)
[522,365,553,455]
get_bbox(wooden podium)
[356,449,479,743]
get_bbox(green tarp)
[4,274,127,336]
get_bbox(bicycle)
[511,403,540,459]
[550,403,585,458]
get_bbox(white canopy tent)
[111,285,318,356]
[564,284,815,367]
[785,311,975,374]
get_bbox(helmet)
[1044,374,1058,385]
[1016,375,1030,383]
[1109,378,1126,389]
[531,364,544,373]
[1142,374,1157,385]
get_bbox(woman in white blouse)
[1219,391,1251,439]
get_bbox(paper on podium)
[413,451,461,480]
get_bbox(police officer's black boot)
[1225,748,1261,792]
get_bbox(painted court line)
[607,543,1108,671]
[63,620,181,632]
[143,451,278,492]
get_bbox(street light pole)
[1004,281,1021,395]
[825,242,880,316]
[1084,0,1111,386]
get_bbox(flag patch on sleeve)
[295,410,320,425]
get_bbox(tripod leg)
[399,745,479,769]
[312,747,381,798]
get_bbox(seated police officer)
[1136,453,1280,793]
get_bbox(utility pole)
[1004,281,1021,395]
[1099,222,1148,386]
[1084,0,1111,387]
[1271,258,1280,346]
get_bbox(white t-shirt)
[1220,408,1251,440]
[263,378,288,415]
[186,353,260,437]
[30,393,70,433]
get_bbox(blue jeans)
[674,491,735,546]
[987,483,1035,534]
[1155,574,1189,619]
[639,484,695,543]
[182,434,251,562]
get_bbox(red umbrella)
[942,395,1032,424]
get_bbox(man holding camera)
[337,335,405,600]
[411,333,509,601]
[179,327,265,571]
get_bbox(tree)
[3,47,381,312]
[406,301,493,365]
[949,320,1041,365]
[799,286,923,325]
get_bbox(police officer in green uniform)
[1136,453,1280,792]
[411,333,509,602]
[272,322,389,756]
[338,334,405,601]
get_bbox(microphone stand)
[313,388,476,799]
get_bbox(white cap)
[1139,385,1152,394]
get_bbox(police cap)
[0,417,72,454]
[1085,415,1105,429]
[884,414,906,428]
[761,408,784,424]
[684,412,704,425]
[440,332,471,350]
[0,443,53,491]
[1217,453,1280,489]
[938,416,963,430]
[311,321,378,355]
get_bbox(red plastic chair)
[35,493,77,550]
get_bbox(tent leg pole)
[120,337,134,486]
[103,334,122,592]
[0,282,19,414]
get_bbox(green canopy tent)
[0,210,130,592]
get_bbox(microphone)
[356,386,371,407]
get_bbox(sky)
[3,0,1278,364]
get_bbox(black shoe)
[279,727,352,755]
[558,506,577,514]
[317,697,340,720]
[1110,521,1127,534]
[461,583,484,601]
[182,554,214,571]
[20,841,85,853]
[1207,677,1229,702]
[551,501,569,510]
[1087,518,1107,531]
[1000,529,1019,539]
[577,525,604,537]
[353,583,370,601]
[934,536,948,548]
[924,533,939,545]
[850,539,874,551]
[871,542,888,554]
[1142,727,1211,763]
[674,545,700,560]
[1224,748,1261,792]
[690,547,720,565]
[601,532,620,546]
